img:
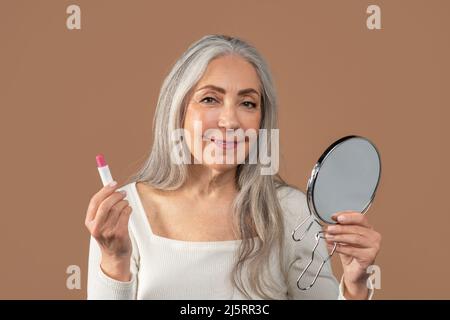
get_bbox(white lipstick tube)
[96,154,114,186]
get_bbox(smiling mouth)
[203,136,245,149]
[208,137,244,143]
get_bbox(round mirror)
[306,135,381,225]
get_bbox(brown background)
[1,0,449,299]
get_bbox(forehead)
[195,55,261,92]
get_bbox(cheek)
[184,107,200,129]
[238,110,262,131]
[199,110,222,129]
[184,106,220,132]
[183,106,220,158]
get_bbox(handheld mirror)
[292,135,381,290]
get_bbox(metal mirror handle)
[291,216,337,291]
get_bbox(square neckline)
[130,181,251,248]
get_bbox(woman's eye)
[242,101,257,108]
[200,97,218,104]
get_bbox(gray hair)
[128,34,291,299]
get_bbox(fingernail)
[331,214,338,221]
[108,181,117,187]
[327,226,336,232]
[337,215,346,223]
[325,233,334,240]
[119,190,127,196]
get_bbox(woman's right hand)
[85,181,133,281]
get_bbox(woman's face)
[183,55,262,173]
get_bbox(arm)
[324,212,381,300]
[85,184,140,300]
[281,187,375,300]
[87,233,139,300]
[339,275,375,300]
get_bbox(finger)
[326,224,381,246]
[333,244,373,261]
[106,199,129,228]
[114,206,133,235]
[331,212,371,228]
[325,224,374,238]
[324,233,373,248]
[94,190,127,226]
[86,181,119,223]
[326,241,339,254]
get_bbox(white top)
[87,182,374,300]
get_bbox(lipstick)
[96,154,114,186]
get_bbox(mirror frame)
[306,135,382,225]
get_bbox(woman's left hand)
[324,211,381,299]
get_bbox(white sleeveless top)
[87,181,356,300]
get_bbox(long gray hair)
[127,35,291,299]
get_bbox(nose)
[217,102,240,130]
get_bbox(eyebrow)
[196,85,260,97]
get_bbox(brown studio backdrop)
[1,0,449,299]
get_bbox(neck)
[179,165,238,199]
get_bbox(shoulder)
[116,181,136,194]
[276,185,310,228]
[117,181,159,201]
[276,185,308,214]
[277,185,307,208]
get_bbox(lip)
[203,136,245,149]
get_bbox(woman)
[85,35,381,300]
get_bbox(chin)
[203,163,239,173]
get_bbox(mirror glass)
[307,136,381,224]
